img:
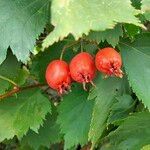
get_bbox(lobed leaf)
[107,94,135,124]
[100,112,150,150]
[88,74,124,148]
[21,106,62,150]
[0,89,51,141]
[0,51,28,94]
[120,33,150,110]
[0,0,50,64]
[43,0,143,48]
[57,84,94,149]
[86,25,123,47]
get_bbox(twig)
[0,75,18,87]
[59,38,99,60]
[0,83,46,100]
[60,40,79,60]
[83,38,99,49]
[80,38,83,52]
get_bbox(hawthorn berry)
[69,52,96,90]
[45,60,71,94]
[95,47,123,78]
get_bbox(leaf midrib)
[119,41,150,59]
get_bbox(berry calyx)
[45,60,71,94]
[69,52,96,90]
[95,47,123,78]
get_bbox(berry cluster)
[45,47,123,94]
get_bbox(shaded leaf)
[88,74,124,148]
[100,112,150,150]
[0,51,28,94]
[21,106,62,150]
[120,33,150,110]
[124,24,141,39]
[131,0,142,9]
[107,94,135,124]
[86,25,123,47]
[0,89,51,141]
[57,84,94,149]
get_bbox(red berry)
[95,47,123,78]
[69,52,96,90]
[45,60,71,94]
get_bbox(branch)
[80,38,83,52]
[60,40,79,60]
[83,38,99,49]
[0,83,46,100]
[59,38,100,60]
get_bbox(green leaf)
[0,51,28,94]
[0,89,51,141]
[86,25,123,47]
[100,112,150,150]
[0,0,50,64]
[83,43,97,55]
[88,74,124,148]
[57,84,94,150]
[141,0,150,20]
[131,0,142,9]
[15,67,29,86]
[107,94,135,124]
[120,33,150,110]
[21,106,62,150]
[43,0,143,48]
[124,24,141,40]
[19,145,34,150]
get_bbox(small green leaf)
[120,33,150,110]
[0,51,28,94]
[57,84,94,150]
[83,43,97,55]
[131,0,142,9]
[43,0,143,48]
[0,89,51,141]
[88,74,124,148]
[19,145,34,150]
[100,112,150,150]
[86,25,123,47]
[107,94,135,124]
[124,24,141,40]
[21,106,62,150]
[15,67,29,86]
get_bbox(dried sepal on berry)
[95,47,123,78]
[70,52,96,90]
[45,60,71,95]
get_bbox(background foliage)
[0,0,150,150]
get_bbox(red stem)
[0,83,46,100]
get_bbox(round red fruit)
[45,60,71,94]
[95,47,123,78]
[69,52,96,90]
